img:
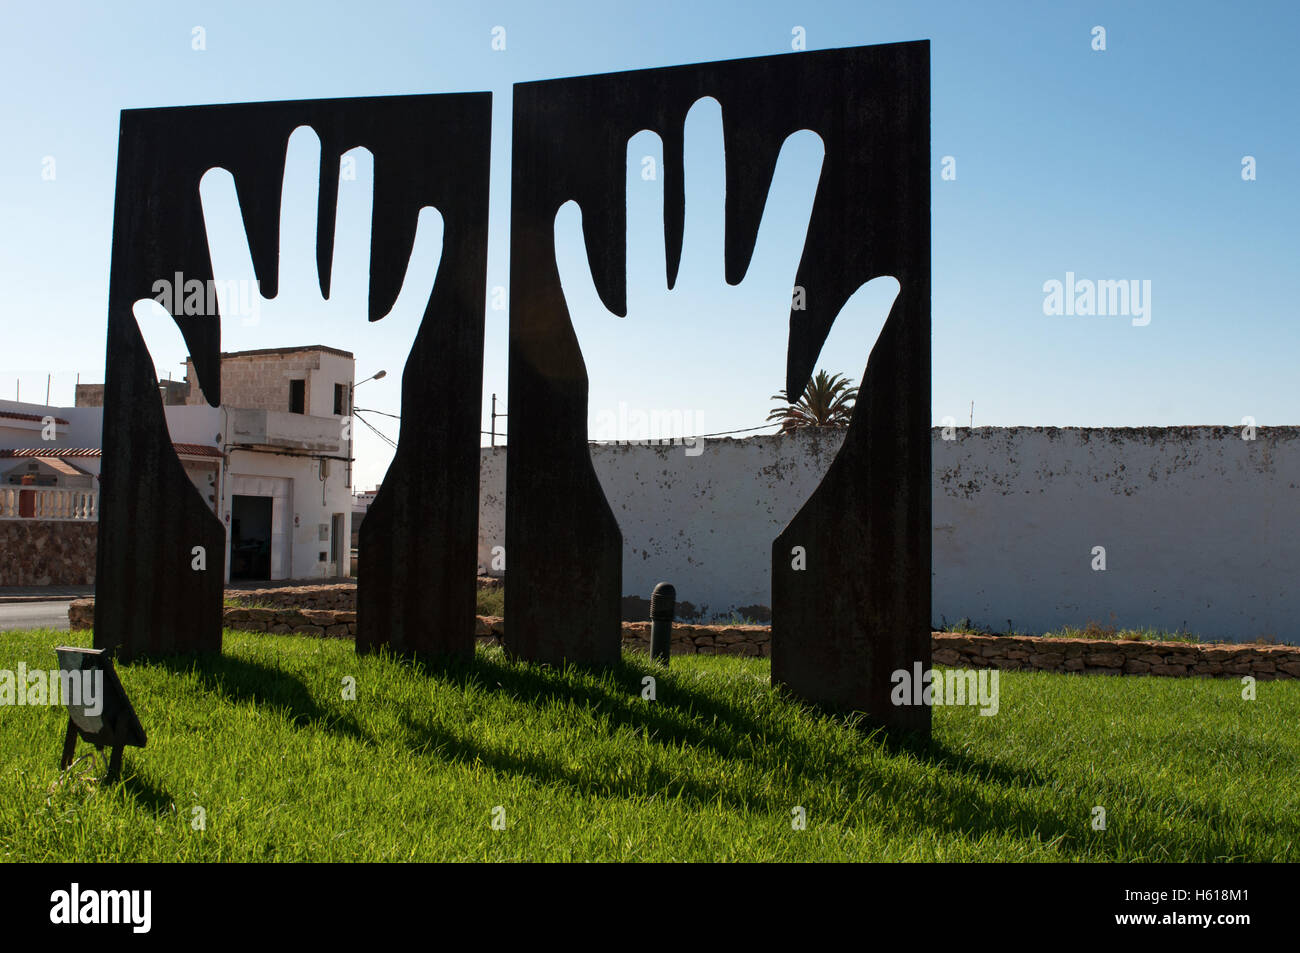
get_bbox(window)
[289,379,305,414]
[331,513,345,570]
[334,383,347,416]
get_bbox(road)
[0,600,71,632]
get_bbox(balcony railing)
[0,486,99,521]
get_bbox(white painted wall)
[309,351,355,418]
[478,427,1299,642]
[224,451,351,583]
[0,399,103,448]
[165,405,222,445]
[0,400,222,454]
[0,399,351,583]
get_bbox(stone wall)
[69,599,356,637]
[184,347,352,416]
[618,624,1297,679]
[227,583,356,610]
[67,599,1298,680]
[0,521,96,586]
[73,384,104,407]
[222,606,356,638]
[930,633,1297,680]
[186,351,319,411]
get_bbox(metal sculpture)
[507,42,931,734]
[100,44,929,737]
[97,93,491,661]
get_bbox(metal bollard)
[650,582,675,665]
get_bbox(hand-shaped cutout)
[552,96,900,618]
[557,96,899,449]
[195,126,443,353]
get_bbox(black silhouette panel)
[97,93,491,661]
[507,41,930,735]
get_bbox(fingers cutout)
[678,97,725,288]
[378,204,443,324]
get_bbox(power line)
[361,406,780,443]
[353,409,398,450]
[691,423,783,438]
[353,406,400,421]
[356,400,785,447]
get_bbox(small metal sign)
[54,646,147,781]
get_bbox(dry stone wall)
[227,583,355,610]
[66,599,1298,679]
[0,521,96,586]
[930,633,1299,680]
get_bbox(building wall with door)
[224,451,350,583]
[2,345,354,585]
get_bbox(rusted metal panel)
[97,93,491,660]
[507,42,931,734]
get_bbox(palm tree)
[766,370,858,433]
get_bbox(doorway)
[231,495,273,580]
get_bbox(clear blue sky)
[1,0,1297,491]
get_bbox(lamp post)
[347,369,386,491]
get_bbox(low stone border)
[68,600,91,629]
[0,520,96,587]
[931,633,1299,681]
[225,583,356,611]
[66,600,1298,679]
[220,578,503,611]
[68,599,358,637]
[618,621,770,657]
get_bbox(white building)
[0,344,358,584]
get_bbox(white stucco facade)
[1,344,356,584]
[221,453,350,583]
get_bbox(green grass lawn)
[476,587,504,617]
[1,627,1296,861]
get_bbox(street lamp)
[348,369,386,490]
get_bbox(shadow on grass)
[392,649,1088,851]
[120,768,175,816]
[143,652,370,746]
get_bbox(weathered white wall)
[0,401,223,454]
[226,451,352,583]
[0,400,103,448]
[478,427,1299,642]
